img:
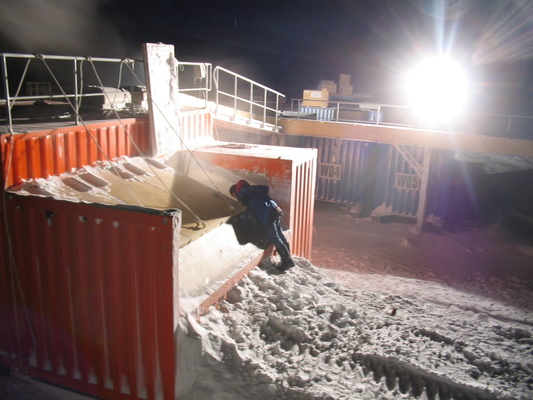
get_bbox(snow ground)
[2,202,532,399]
[179,202,533,400]
[182,260,532,399]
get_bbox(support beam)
[416,148,432,235]
[280,119,533,158]
[144,42,182,156]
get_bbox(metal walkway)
[280,116,533,158]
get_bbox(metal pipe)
[74,58,80,125]
[233,73,237,121]
[249,82,253,125]
[214,65,284,96]
[274,94,280,131]
[262,87,267,128]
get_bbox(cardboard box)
[339,73,351,86]
[302,89,329,108]
[338,85,353,96]
[318,80,338,94]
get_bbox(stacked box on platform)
[338,74,353,97]
[338,85,353,97]
[302,89,329,108]
[339,74,351,86]
[318,80,338,95]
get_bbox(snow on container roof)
[8,153,238,248]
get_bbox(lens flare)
[405,56,468,124]
[472,1,533,64]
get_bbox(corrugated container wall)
[1,195,178,400]
[299,136,454,221]
[373,144,422,216]
[0,117,181,399]
[173,109,214,147]
[192,147,317,260]
[0,112,211,188]
[1,118,151,188]
[306,137,373,205]
[290,155,317,258]
[424,149,457,221]
[373,145,454,219]
[299,106,336,121]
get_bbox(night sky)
[1,0,533,114]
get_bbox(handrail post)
[249,82,253,125]
[233,74,237,121]
[209,66,284,129]
[73,58,80,125]
[1,54,13,133]
[214,67,220,116]
[274,94,280,130]
[262,87,267,128]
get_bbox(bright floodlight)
[405,56,468,124]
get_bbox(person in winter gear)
[229,180,295,271]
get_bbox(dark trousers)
[263,217,291,259]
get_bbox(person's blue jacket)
[230,179,294,270]
[236,182,280,226]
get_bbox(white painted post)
[416,147,432,235]
[143,42,182,157]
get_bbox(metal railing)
[0,53,148,132]
[289,98,533,141]
[6,51,529,140]
[213,66,285,131]
[174,61,212,108]
[1,52,285,134]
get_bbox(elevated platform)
[280,118,533,158]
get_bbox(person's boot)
[277,248,295,272]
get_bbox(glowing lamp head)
[405,56,468,124]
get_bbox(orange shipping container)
[1,116,317,399]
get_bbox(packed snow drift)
[179,256,532,400]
